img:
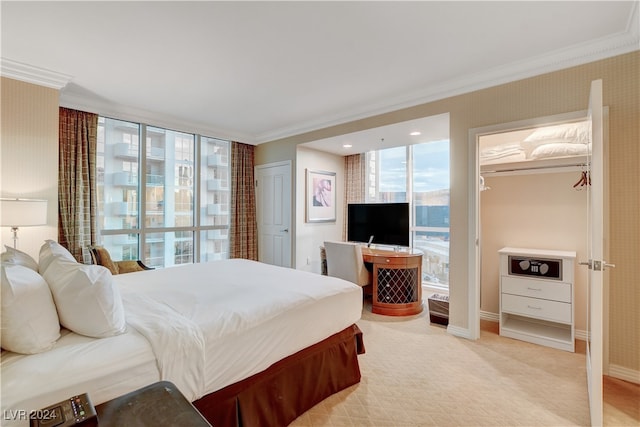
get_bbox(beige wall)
[295,146,344,273]
[256,52,640,377]
[480,172,589,333]
[0,77,59,259]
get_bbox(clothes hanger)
[573,170,590,189]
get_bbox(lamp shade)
[0,198,48,227]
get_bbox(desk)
[95,381,211,427]
[361,247,423,316]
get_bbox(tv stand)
[361,247,423,316]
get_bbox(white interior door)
[584,78,609,427]
[255,162,292,268]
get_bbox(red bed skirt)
[193,324,365,427]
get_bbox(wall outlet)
[306,257,311,265]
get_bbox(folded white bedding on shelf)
[480,121,590,167]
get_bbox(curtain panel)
[58,107,98,261]
[343,154,365,240]
[230,141,258,260]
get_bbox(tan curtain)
[230,141,258,260]
[58,107,98,261]
[343,153,365,240]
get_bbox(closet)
[478,119,591,347]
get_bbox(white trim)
[480,310,499,323]
[608,364,640,385]
[1,58,72,89]
[254,18,639,143]
[447,324,473,340]
[575,329,589,342]
[468,127,481,341]
[4,6,637,145]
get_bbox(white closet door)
[584,78,609,427]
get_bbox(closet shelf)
[481,155,588,176]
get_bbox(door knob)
[280,228,289,233]
[579,261,592,268]
[591,260,616,271]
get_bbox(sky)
[379,139,450,193]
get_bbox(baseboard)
[480,310,499,322]
[447,324,473,339]
[480,311,589,342]
[478,312,639,383]
[608,364,640,385]
[574,329,589,341]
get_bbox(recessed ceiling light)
[410,131,421,136]
[343,144,353,148]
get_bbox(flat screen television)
[347,202,410,247]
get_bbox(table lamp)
[0,198,48,249]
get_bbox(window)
[365,140,450,288]
[96,117,230,268]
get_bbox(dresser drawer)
[502,293,572,324]
[501,276,571,303]
[371,255,409,266]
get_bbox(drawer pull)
[385,259,390,263]
[527,305,542,310]
[527,287,542,291]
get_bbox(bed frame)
[193,324,365,426]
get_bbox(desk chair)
[323,241,372,292]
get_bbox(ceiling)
[1,1,638,155]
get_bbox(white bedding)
[1,259,362,426]
[480,121,590,168]
[115,259,363,400]
[1,327,159,427]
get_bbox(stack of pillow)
[1,240,126,355]
[523,121,591,160]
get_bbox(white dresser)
[498,247,576,352]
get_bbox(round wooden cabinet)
[361,248,423,316]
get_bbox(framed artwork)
[306,169,336,222]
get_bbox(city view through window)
[366,140,450,288]
[96,117,230,268]
[97,117,448,284]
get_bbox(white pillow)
[529,142,590,160]
[39,240,77,274]
[43,257,126,338]
[1,264,61,354]
[522,121,590,157]
[1,245,39,272]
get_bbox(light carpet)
[291,302,636,426]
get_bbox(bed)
[1,243,364,427]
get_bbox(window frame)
[365,142,450,290]
[96,117,230,267]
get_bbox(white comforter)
[1,259,362,426]
[115,259,363,401]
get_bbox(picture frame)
[306,169,336,223]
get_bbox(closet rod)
[481,163,587,177]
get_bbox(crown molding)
[3,1,638,144]
[59,90,257,144]
[254,14,640,144]
[1,58,73,90]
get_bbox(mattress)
[1,327,159,427]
